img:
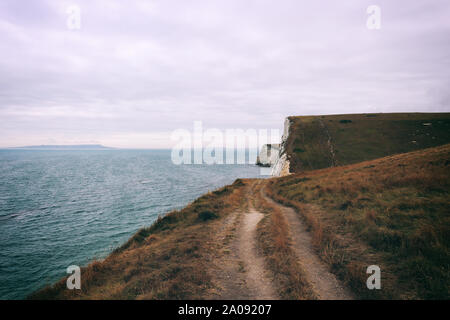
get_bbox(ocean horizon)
[0,149,262,299]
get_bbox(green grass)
[286,113,450,172]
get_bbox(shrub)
[197,210,218,222]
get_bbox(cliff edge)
[256,117,292,176]
[270,117,291,176]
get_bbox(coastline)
[29,113,450,300]
[0,150,262,300]
[256,117,292,177]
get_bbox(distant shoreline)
[5,144,114,150]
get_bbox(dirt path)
[208,180,353,300]
[239,208,277,299]
[261,185,354,300]
[207,181,278,299]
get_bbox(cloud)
[0,0,449,147]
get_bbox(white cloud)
[0,0,449,147]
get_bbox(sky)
[0,0,449,148]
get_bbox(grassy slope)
[32,178,319,300]
[268,144,450,299]
[286,113,450,172]
[30,180,246,299]
[31,112,450,300]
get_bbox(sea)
[0,149,263,299]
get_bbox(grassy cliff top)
[268,143,450,299]
[286,113,450,172]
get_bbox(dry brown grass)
[29,179,247,300]
[267,144,450,299]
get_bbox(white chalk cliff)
[256,143,280,167]
[256,117,291,176]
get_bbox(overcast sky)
[0,0,449,148]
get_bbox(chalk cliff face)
[256,117,291,176]
[271,118,291,176]
[256,143,280,167]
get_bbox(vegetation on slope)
[286,113,450,172]
[30,180,246,299]
[267,144,450,299]
[30,113,450,300]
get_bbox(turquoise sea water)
[0,149,262,299]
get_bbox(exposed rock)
[271,118,291,176]
[256,143,280,167]
[256,117,291,176]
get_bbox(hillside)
[285,113,450,172]
[30,144,450,300]
[30,180,247,299]
[30,113,450,300]
[267,144,450,299]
